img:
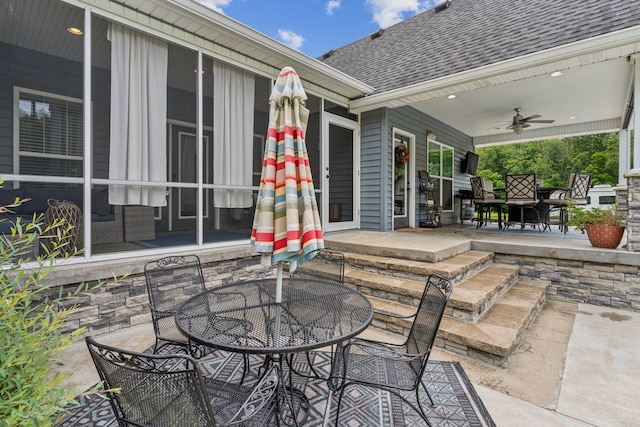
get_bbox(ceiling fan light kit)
[505,108,554,134]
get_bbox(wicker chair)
[86,336,278,427]
[329,273,452,426]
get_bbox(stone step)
[323,231,471,263]
[362,279,547,367]
[343,250,494,281]
[298,249,495,283]
[306,260,518,323]
[448,263,521,322]
[438,279,549,367]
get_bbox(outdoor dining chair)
[85,336,278,427]
[144,254,251,381]
[144,255,211,357]
[328,273,452,426]
[543,172,592,233]
[470,176,505,229]
[504,173,541,231]
[287,248,346,380]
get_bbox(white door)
[322,113,359,232]
[392,129,415,229]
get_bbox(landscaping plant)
[0,186,107,426]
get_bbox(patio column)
[619,128,630,186]
[624,171,640,252]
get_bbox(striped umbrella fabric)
[251,67,324,287]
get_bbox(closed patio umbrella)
[251,66,324,303]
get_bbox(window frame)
[13,86,86,179]
[426,138,454,212]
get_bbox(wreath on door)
[395,145,409,166]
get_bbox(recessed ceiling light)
[569,115,577,120]
[550,71,563,77]
[447,94,456,99]
[67,27,83,36]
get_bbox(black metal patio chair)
[144,255,208,356]
[470,176,505,229]
[286,249,346,379]
[86,336,278,427]
[328,273,452,426]
[543,172,592,233]
[144,255,251,381]
[504,173,541,231]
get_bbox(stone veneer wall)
[625,170,640,252]
[493,253,640,311]
[47,254,271,337]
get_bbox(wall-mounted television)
[461,151,479,175]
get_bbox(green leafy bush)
[0,187,105,426]
[567,202,623,231]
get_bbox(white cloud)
[194,0,233,13]
[278,29,305,51]
[366,0,434,28]
[326,0,341,15]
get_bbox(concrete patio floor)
[57,296,640,426]
[54,224,640,426]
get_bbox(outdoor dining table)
[175,277,374,426]
[505,186,566,228]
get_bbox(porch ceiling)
[0,0,373,103]
[348,31,640,146]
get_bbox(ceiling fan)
[505,108,555,134]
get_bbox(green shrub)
[0,186,107,426]
[567,202,623,231]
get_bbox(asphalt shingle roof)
[319,0,640,94]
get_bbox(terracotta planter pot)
[584,225,625,249]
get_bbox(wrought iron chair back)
[86,336,278,427]
[470,176,485,201]
[144,255,206,354]
[470,177,505,228]
[505,174,537,202]
[330,273,452,425]
[569,172,592,204]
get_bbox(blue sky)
[195,0,438,58]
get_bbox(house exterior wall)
[360,106,474,231]
[360,109,387,230]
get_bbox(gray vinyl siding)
[360,109,387,230]
[360,106,473,231]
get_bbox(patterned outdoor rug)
[56,347,494,426]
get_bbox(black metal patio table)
[175,277,374,426]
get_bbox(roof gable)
[320,0,640,94]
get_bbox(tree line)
[475,132,624,188]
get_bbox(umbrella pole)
[276,261,284,303]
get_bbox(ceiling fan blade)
[522,114,541,121]
[525,119,555,124]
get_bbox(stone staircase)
[297,247,548,368]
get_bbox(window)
[15,88,83,177]
[427,138,454,212]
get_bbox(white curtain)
[108,23,168,206]
[213,61,255,208]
